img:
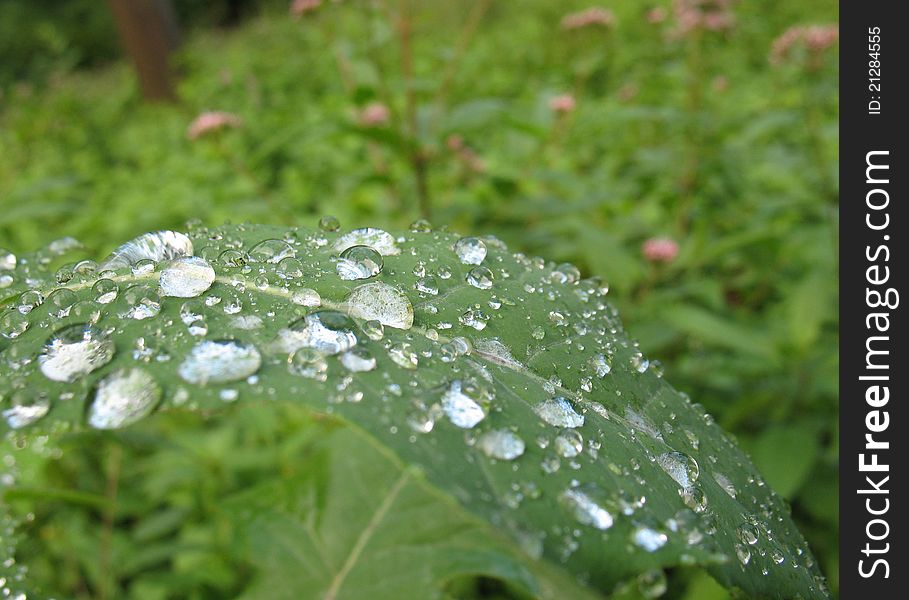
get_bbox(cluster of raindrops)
[0,221,828,599]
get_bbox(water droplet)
[737,522,759,545]
[735,543,752,565]
[589,354,611,377]
[39,324,115,382]
[554,429,584,458]
[290,288,322,307]
[1,310,29,338]
[414,275,439,295]
[388,342,419,369]
[334,227,400,256]
[339,347,377,372]
[178,339,262,384]
[159,257,216,297]
[346,282,414,329]
[277,311,358,355]
[535,396,584,428]
[2,391,51,429]
[248,239,295,263]
[288,348,328,381]
[337,245,383,280]
[713,472,737,498]
[441,380,485,428]
[656,452,699,488]
[454,237,487,265]
[637,570,668,598]
[100,230,193,270]
[361,319,384,340]
[93,279,119,304]
[478,429,525,460]
[559,487,613,530]
[87,368,161,429]
[459,309,489,331]
[319,215,341,231]
[0,249,17,270]
[466,266,494,289]
[219,249,247,267]
[633,526,668,552]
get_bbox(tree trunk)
[107,0,181,102]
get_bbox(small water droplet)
[248,239,295,263]
[346,282,414,329]
[39,324,115,382]
[633,526,668,552]
[388,342,419,370]
[737,522,759,545]
[637,570,668,598]
[334,227,400,256]
[441,380,485,428]
[554,429,584,458]
[535,396,584,428]
[477,429,525,460]
[88,368,161,429]
[337,245,383,280]
[92,279,119,304]
[319,215,341,231]
[340,347,377,372]
[277,311,358,355]
[178,339,262,384]
[2,391,51,429]
[559,487,613,530]
[288,348,329,381]
[454,237,487,265]
[159,256,216,297]
[0,249,16,270]
[656,451,700,488]
[466,266,494,290]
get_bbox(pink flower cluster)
[561,7,617,30]
[290,0,321,18]
[770,24,839,66]
[549,94,576,114]
[187,111,242,140]
[359,102,390,127]
[671,0,736,36]
[446,135,486,173]
[642,237,679,263]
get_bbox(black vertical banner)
[840,1,906,597]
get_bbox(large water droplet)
[454,237,487,265]
[466,266,494,290]
[656,451,699,488]
[633,526,668,552]
[159,257,216,297]
[0,249,16,270]
[288,348,329,381]
[39,324,115,382]
[559,487,613,530]
[554,429,584,458]
[337,245,383,280]
[277,311,358,355]
[178,339,262,384]
[88,368,161,429]
[248,239,296,263]
[441,380,485,428]
[333,227,400,256]
[100,231,193,270]
[535,396,584,428]
[339,347,377,372]
[346,282,414,329]
[477,429,525,460]
[2,391,51,429]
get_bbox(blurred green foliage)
[0,0,838,597]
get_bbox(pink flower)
[446,134,485,173]
[359,102,391,127]
[187,111,242,140]
[290,0,321,18]
[770,24,839,66]
[647,7,667,24]
[561,7,616,30]
[549,94,577,114]
[642,238,679,263]
[671,0,736,37]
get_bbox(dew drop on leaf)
[318,215,341,232]
[159,256,216,297]
[535,396,584,428]
[288,348,329,381]
[554,429,583,458]
[178,339,262,384]
[441,380,485,428]
[346,282,414,329]
[656,451,700,489]
[633,526,669,552]
[559,487,614,530]
[276,311,358,355]
[247,239,295,263]
[339,347,377,372]
[333,227,400,256]
[92,279,119,304]
[466,266,494,290]
[454,236,487,265]
[2,391,51,429]
[336,245,383,280]
[388,342,419,370]
[477,429,525,460]
[39,324,115,382]
[87,368,161,429]
[0,248,16,270]
[100,230,193,270]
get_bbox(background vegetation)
[0,0,838,597]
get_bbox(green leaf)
[0,224,828,599]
